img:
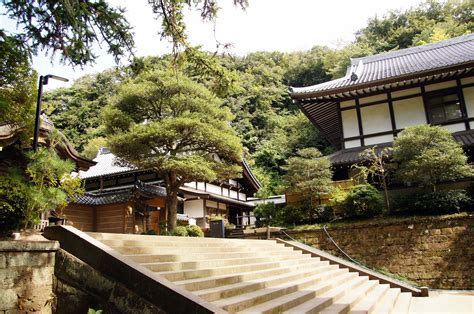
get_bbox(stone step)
[213,267,361,312]
[237,271,359,314]
[99,238,286,249]
[158,257,319,281]
[319,279,379,314]
[372,288,401,313]
[195,263,340,302]
[123,249,307,263]
[88,232,275,244]
[283,275,371,314]
[110,244,294,255]
[390,292,411,314]
[350,283,390,314]
[141,253,313,272]
[175,261,319,292]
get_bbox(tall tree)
[2,0,135,67]
[281,148,333,206]
[104,69,243,231]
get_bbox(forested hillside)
[43,0,473,194]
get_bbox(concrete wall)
[286,216,474,290]
[0,240,59,313]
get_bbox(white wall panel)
[344,139,361,148]
[184,199,204,218]
[340,100,355,108]
[391,87,421,98]
[425,80,456,92]
[365,134,394,145]
[360,103,391,134]
[206,183,221,195]
[443,123,465,133]
[359,93,387,104]
[341,109,360,138]
[463,87,474,118]
[461,76,474,85]
[393,96,426,129]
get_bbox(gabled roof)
[291,33,474,100]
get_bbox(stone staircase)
[87,232,417,313]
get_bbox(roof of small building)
[291,33,474,100]
[73,180,167,206]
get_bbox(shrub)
[342,184,384,218]
[310,204,335,223]
[392,190,470,215]
[144,229,158,235]
[186,225,204,237]
[171,226,188,237]
[0,176,28,234]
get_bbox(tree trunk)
[165,172,178,232]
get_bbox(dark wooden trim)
[387,92,397,134]
[355,98,364,146]
[337,101,344,149]
[457,78,470,130]
[421,84,430,124]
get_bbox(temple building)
[63,148,260,233]
[290,34,474,179]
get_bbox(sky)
[3,0,426,91]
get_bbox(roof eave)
[291,61,474,101]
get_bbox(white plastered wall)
[341,109,360,138]
[463,86,474,118]
[184,199,204,218]
[360,103,392,134]
[206,183,221,195]
[392,96,426,129]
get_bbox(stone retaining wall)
[284,216,474,290]
[0,240,59,313]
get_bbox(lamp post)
[33,74,69,151]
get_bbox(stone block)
[0,289,18,310]
[0,254,6,268]
[6,252,55,268]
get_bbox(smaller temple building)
[64,148,260,234]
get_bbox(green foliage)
[281,148,333,201]
[0,147,83,230]
[43,70,124,152]
[105,69,243,231]
[0,175,28,233]
[254,203,279,226]
[393,125,473,191]
[22,148,84,227]
[392,190,470,215]
[2,0,134,66]
[144,229,158,235]
[87,309,103,314]
[186,225,204,237]
[171,226,188,237]
[342,184,384,218]
[355,0,473,53]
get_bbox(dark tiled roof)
[291,34,474,99]
[75,189,131,206]
[74,181,167,206]
[329,130,474,166]
[328,143,393,166]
